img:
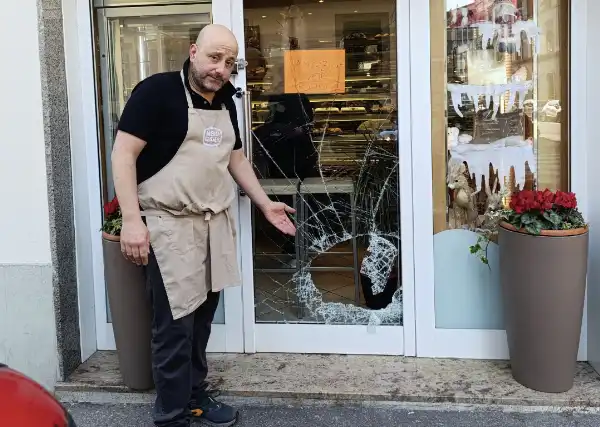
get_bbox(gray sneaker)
[190,392,239,427]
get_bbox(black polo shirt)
[117,58,242,184]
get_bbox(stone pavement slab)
[56,351,600,408]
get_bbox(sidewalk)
[56,351,600,408]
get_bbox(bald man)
[112,24,296,427]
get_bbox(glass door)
[414,0,574,358]
[95,3,244,352]
[230,0,414,354]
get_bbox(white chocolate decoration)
[473,22,496,47]
[512,20,542,53]
[447,81,533,118]
[471,20,542,54]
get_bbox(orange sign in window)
[284,49,346,94]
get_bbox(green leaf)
[521,213,534,225]
[542,210,562,226]
[525,222,542,235]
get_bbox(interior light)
[262,15,267,18]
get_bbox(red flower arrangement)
[101,196,122,237]
[104,196,119,217]
[505,189,585,235]
[470,188,587,265]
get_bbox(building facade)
[4,0,600,391]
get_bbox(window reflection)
[433,0,568,234]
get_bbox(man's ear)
[189,44,198,60]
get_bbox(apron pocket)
[157,216,196,255]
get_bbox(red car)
[0,363,76,426]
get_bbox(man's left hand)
[262,201,296,236]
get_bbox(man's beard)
[189,65,224,93]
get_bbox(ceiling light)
[262,15,267,18]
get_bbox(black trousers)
[146,249,221,427]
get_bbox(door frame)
[411,0,590,360]
[222,0,415,355]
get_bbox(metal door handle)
[238,88,253,197]
[243,90,253,164]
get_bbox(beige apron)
[137,70,241,320]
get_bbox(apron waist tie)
[140,209,218,218]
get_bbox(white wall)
[0,0,51,263]
[0,0,58,390]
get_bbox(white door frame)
[412,0,589,360]
[223,0,414,355]
[66,0,246,356]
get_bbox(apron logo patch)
[203,127,223,147]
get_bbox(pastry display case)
[245,18,398,177]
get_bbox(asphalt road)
[64,402,600,427]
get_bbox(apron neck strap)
[180,69,194,109]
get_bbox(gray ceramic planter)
[498,222,588,393]
[102,232,154,391]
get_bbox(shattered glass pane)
[245,0,402,326]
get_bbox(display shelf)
[252,93,392,104]
[253,115,393,125]
[247,75,395,86]
[317,136,398,172]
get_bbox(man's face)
[189,41,237,93]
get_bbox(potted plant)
[101,196,154,391]
[497,189,588,393]
[101,196,122,240]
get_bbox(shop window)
[244,0,402,325]
[430,0,569,329]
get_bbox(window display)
[430,0,569,329]
[244,0,402,325]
